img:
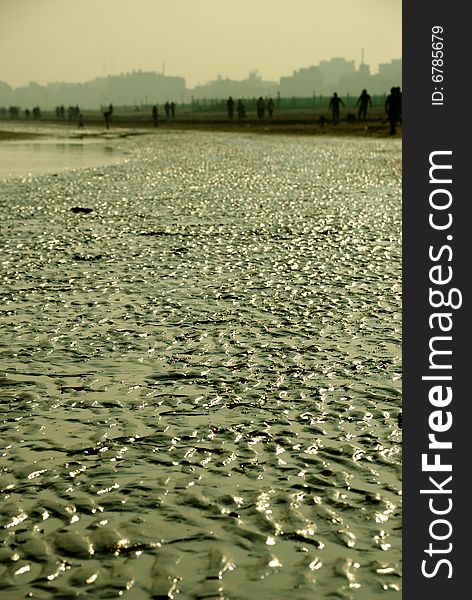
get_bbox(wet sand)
[0,131,402,598]
[0,130,47,141]
[0,108,402,140]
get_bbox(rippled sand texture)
[0,132,402,599]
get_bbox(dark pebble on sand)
[72,253,102,261]
[71,207,93,214]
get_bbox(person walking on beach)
[356,89,372,120]
[237,99,246,120]
[329,92,344,124]
[170,102,176,119]
[164,102,171,120]
[256,97,266,120]
[385,87,401,135]
[103,110,111,129]
[152,105,159,127]
[78,113,84,129]
[227,96,235,120]
[267,97,275,119]
[395,86,402,124]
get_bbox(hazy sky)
[1,0,401,88]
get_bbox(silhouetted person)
[152,105,159,127]
[256,97,266,120]
[24,109,31,120]
[104,110,111,129]
[356,89,372,120]
[78,114,84,129]
[227,96,235,120]
[171,102,176,119]
[237,99,246,120]
[329,93,344,124]
[385,87,401,135]
[68,106,80,121]
[164,102,171,120]
[108,104,113,117]
[267,97,275,119]
[395,86,402,124]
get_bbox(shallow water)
[0,132,402,599]
[0,137,129,179]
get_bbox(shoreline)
[0,114,402,140]
[0,129,48,141]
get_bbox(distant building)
[192,71,277,100]
[337,62,372,94]
[279,57,402,97]
[279,66,324,97]
[318,57,356,91]
[0,70,189,110]
[105,70,188,105]
[0,58,402,111]
[0,81,12,105]
[377,58,402,80]
[280,57,359,97]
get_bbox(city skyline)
[1,0,401,88]
[0,56,402,110]
[0,55,401,90]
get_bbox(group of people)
[226,89,402,132]
[150,101,176,126]
[73,88,402,133]
[164,101,176,119]
[256,96,275,120]
[328,88,402,133]
[329,89,374,124]
[226,96,276,120]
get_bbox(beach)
[0,130,402,598]
[0,105,401,142]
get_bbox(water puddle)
[0,138,128,179]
